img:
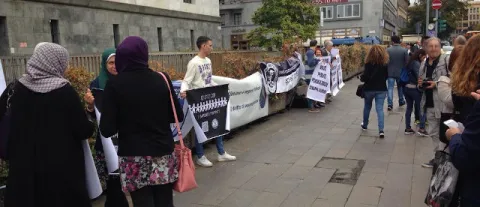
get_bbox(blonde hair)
[451,35,480,96]
[365,45,389,65]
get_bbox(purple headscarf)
[115,36,149,73]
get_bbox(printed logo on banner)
[259,76,267,108]
[261,63,279,94]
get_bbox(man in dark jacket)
[446,90,480,207]
[386,36,408,110]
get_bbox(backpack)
[399,67,410,85]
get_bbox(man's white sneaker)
[196,156,213,167]
[218,152,236,162]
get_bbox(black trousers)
[130,183,174,207]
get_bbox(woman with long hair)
[360,45,389,138]
[404,49,427,135]
[451,36,480,124]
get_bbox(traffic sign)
[432,0,442,10]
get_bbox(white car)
[443,46,454,55]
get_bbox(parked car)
[443,45,454,55]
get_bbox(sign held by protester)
[260,57,301,94]
[0,61,5,95]
[330,59,339,96]
[336,56,345,89]
[186,84,230,143]
[306,57,331,103]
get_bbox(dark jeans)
[403,87,425,129]
[130,183,174,207]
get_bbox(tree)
[401,0,466,39]
[247,0,320,50]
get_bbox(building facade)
[456,1,480,33]
[0,0,221,55]
[219,0,262,50]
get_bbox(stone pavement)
[92,78,434,207]
[172,78,433,207]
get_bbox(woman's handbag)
[424,150,459,207]
[356,84,365,98]
[158,72,198,193]
[0,81,17,160]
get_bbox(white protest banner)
[212,72,269,129]
[260,57,301,94]
[306,57,331,103]
[82,140,103,199]
[330,58,340,96]
[94,107,119,173]
[0,61,6,95]
[336,56,345,89]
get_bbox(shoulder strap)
[444,55,450,77]
[157,72,185,147]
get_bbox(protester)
[83,48,129,207]
[418,37,450,168]
[386,35,408,111]
[451,35,480,125]
[305,40,321,112]
[323,40,335,103]
[403,49,427,135]
[445,89,480,207]
[99,36,182,207]
[180,36,236,167]
[360,45,389,138]
[453,35,467,48]
[1,43,94,207]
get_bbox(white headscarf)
[19,43,70,93]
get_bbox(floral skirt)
[119,153,178,193]
[94,150,109,190]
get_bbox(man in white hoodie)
[180,36,236,167]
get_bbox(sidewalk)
[172,78,433,207]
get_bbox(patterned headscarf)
[115,36,149,73]
[19,43,70,93]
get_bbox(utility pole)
[435,10,439,37]
[426,0,430,35]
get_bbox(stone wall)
[0,0,222,55]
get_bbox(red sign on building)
[312,0,349,4]
[432,0,442,10]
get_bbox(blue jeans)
[403,87,425,129]
[363,91,387,132]
[195,136,225,157]
[387,78,405,107]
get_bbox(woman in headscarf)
[99,36,183,207]
[84,48,129,207]
[0,43,94,207]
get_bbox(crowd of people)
[360,34,480,206]
[0,35,236,207]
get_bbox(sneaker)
[196,155,213,167]
[218,152,236,162]
[361,123,367,131]
[422,159,434,168]
[308,108,320,113]
[417,129,428,136]
[387,106,393,111]
[399,102,406,107]
[379,131,385,138]
[405,128,415,135]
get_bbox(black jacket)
[361,63,388,91]
[99,70,183,157]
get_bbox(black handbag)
[356,67,379,99]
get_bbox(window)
[190,30,195,50]
[219,0,225,4]
[50,19,59,44]
[113,24,120,48]
[183,0,192,3]
[337,4,360,18]
[234,13,241,25]
[321,6,333,19]
[157,28,163,51]
[220,14,226,26]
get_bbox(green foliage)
[401,0,467,39]
[247,0,320,49]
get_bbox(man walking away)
[386,35,408,110]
